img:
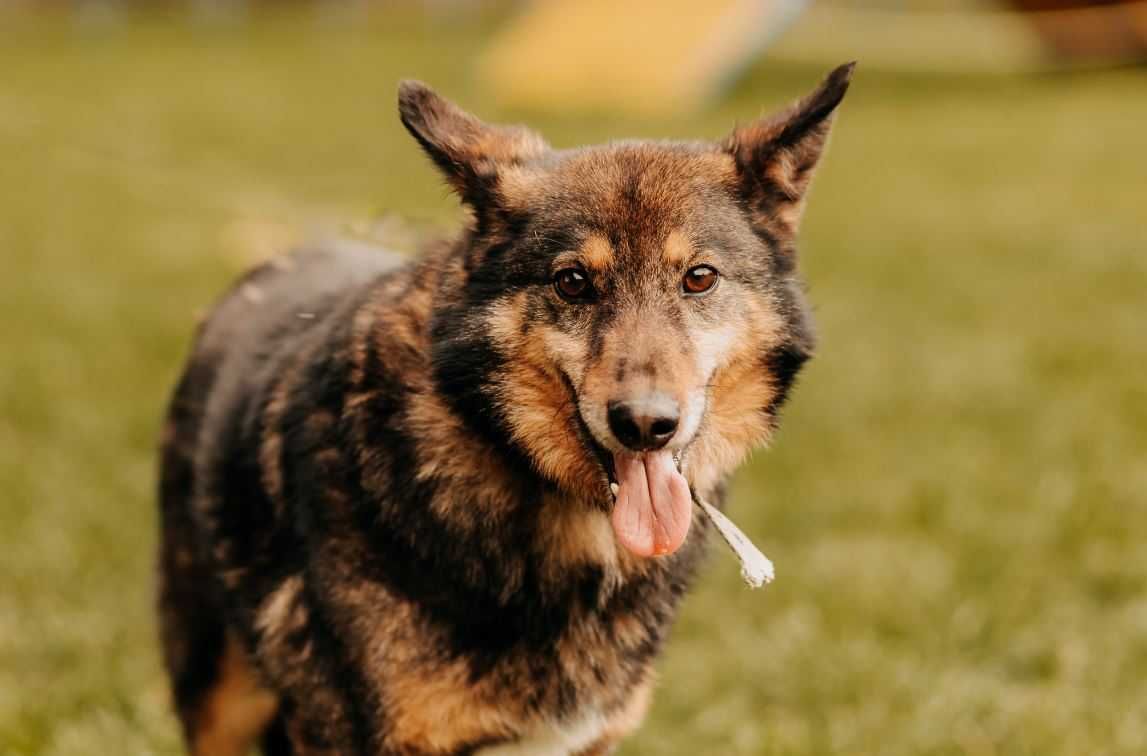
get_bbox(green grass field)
[2,10,1146,755]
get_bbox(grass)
[2,9,1146,755]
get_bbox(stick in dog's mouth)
[691,494,775,589]
[606,452,774,588]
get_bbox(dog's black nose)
[607,396,680,452]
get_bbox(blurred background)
[2,1,1145,754]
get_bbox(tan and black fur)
[158,64,854,755]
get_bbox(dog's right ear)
[398,81,549,210]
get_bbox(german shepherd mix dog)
[158,63,853,755]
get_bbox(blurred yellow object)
[479,0,805,115]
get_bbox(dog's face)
[403,66,852,557]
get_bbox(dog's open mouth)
[558,371,694,558]
[610,450,692,558]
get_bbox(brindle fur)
[158,64,853,755]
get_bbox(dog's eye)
[553,268,593,302]
[683,265,718,295]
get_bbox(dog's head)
[402,65,852,557]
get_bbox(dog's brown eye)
[683,265,718,295]
[553,268,593,302]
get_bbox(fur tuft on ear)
[397,80,548,209]
[724,62,855,232]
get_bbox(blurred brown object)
[1009,0,1121,7]
[1006,0,1147,60]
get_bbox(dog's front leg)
[271,682,373,756]
[250,579,383,756]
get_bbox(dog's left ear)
[724,62,855,233]
[398,80,549,211]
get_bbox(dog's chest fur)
[475,708,607,755]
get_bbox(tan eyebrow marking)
[581,234,615,270]
[663,229,693,265]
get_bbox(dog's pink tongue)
[611,451,692,557]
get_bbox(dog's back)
[158,244,405,754]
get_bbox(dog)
[157,62,853,755]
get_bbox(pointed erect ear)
[398,80,549,209]
[724,62,855,233]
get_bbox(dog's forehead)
[506,143,738,265]
[524,142,739,232]
[556,142,734,200]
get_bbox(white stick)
[694,496,775,588]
